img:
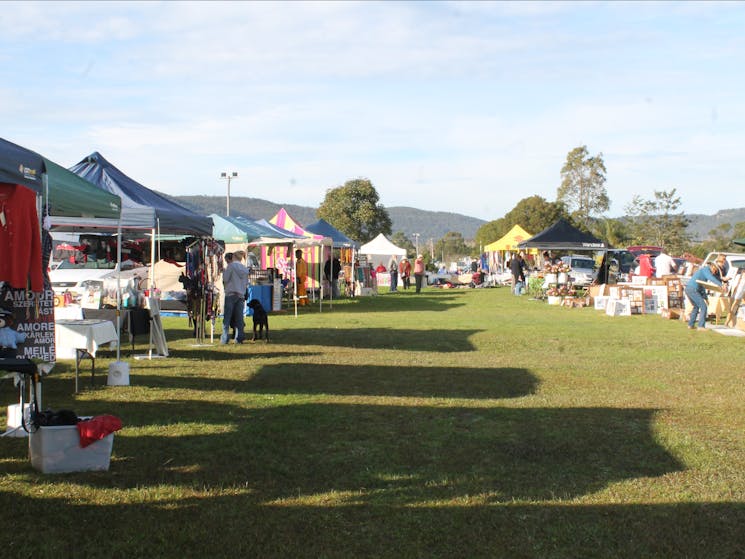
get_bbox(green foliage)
[503,195,569,236]
[589,217,631,249]
[317,178,392,243]
[557,145,609,227]
[475,217,508,248]
[434,231,470,264]
[624,189,690,253]
[390,231,416,258]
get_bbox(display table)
[55,319,118,392]
[82,308,150,349]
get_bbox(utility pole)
[413,233,420,256]
[220,171,238,216]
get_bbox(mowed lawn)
[1,287,744,558]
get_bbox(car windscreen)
[571,259,594,269]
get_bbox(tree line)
[316,148,745,268]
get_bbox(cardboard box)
[29,425,113,474]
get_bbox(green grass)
[2,287,744,558]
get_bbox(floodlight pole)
[220,171,238,216]
[413,233,420,256]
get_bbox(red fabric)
[76,414,123,448]
[638,254,654,277]
[0,183,43,291]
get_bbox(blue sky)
[2,1,744,221]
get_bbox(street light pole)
[220,171,238,216]
[413,233,420,256]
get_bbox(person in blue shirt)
[685,262,724,330]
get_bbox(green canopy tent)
[43,157,122,229]
[734,238,745,247]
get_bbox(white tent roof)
[359,233,406,265]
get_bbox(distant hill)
[686,208,745,241]
[168,194,745,245]
[170,195,486,241]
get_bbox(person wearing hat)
[684,261,724,330]
[414,254,425,293]
[399,257,412,290]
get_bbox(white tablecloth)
[55,319,118,360]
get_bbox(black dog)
[247,299,269,342]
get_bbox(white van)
[702,252,745,281]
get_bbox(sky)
[1,1,744,222]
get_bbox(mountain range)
[170,194,745,244]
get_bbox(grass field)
[1,287,744,558]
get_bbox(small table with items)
[55,319,118,392]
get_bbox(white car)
[561,255,596,287]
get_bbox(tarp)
[359,233,406,267]
[517,218,607,251]
[70,152,213,236]
[484,224,533,252]
[210,214,291,243]
[305,218,358,248]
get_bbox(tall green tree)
[317,178,392,243]
[557,145,609,227]
[434,231,470,265]
[390,231,416,258]
[474,217,508,249]
[503,196,568,237]
[624,188,690,254]
[589,217,630,249]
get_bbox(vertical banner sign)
[1,285,56,361]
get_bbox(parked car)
[701,252,745,281]
[561,255,596,286]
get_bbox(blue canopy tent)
[210,214,302,243]
[70,152,212,237]
[304,218,358,248]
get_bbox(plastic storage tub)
[29,424,113,473]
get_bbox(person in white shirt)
[221,250,250,344]
[654,248,677,277]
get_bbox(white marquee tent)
[359,233,407,267]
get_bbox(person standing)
[399,257,411,290]
[654,248,677,277]
[221,250,250,344]
[295,249,309,306]
[684,261,723,330]
[324,252,341,298]
[510,253,526,295]
[414,254,425,293]
[388,257,399,292]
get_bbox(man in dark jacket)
[510,253,526,295]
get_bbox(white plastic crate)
[29,424,113,473]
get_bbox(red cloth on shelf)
[76,415,123,447]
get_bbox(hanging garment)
[0,184,43,291]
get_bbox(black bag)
[32,409,80,426]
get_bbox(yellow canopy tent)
[484,224,538,272]
[484,225,539,252]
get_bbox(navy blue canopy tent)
[304,218,357,248]
[517,218,607,251]
[70,152,212,237]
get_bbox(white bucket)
[107,361,130,386]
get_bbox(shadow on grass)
[1,495,742,557]
[10,400,682,503]
[126,364,536,398]
[248,364,537,399]
[2,395,721,556]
